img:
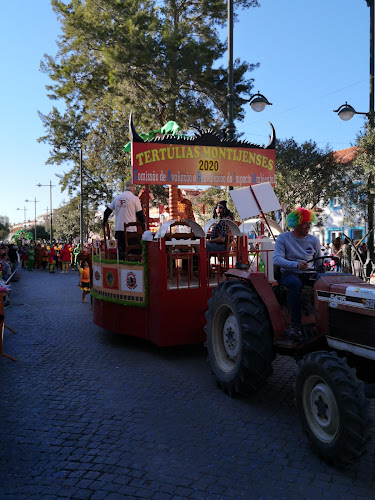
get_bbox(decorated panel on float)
[92,263,146,305]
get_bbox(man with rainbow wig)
[273,207,322,340]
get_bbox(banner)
[92,262,146,304]
[93,239,100,249]
[132,143,275,187]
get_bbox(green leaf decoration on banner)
[123,120,188,153]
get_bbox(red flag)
[202,204,205,215]
[159,204,164,215]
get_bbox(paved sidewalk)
[1,268,375,499]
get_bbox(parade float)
[91,114,276,346]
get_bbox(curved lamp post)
[25,198,39,242]
[16,207,27,228]
[55,145,84,248]
[37,181,55,246]
[226,1,271,141]
[333,0,374,266]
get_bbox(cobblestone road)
[1,268,375,499]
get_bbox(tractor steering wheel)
[306,255,340,273]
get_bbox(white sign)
[230,182,281,219]
[93,265,102,288]
[121,269,144,293]
[346,286,375,300]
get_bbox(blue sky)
[1,0,371,225]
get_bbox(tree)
[39,0,260,207]
[350,123,375,261]
[35,225,51,241]
[53,196,101,241]
[0,216,9,241]
[192,187,239,224]
[274,138,343,211]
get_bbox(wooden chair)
[124,221,144,261]
[208,222,241,276]
[227,221,242,268]
[166,221,195,279]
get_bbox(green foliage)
[349,123,375,217]
[0,218,9,241]
[39,0,260,206]
[274,138,344,211]
[191,187,239,224]
[35,225,51,241]
[53,196,101,241]
[351,122,375,259]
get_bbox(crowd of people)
[0,241,93,308]
[319,236,368,275]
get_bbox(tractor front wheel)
[205,280,273,395]
[295,351,370,466]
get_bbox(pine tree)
[39,0,260,205]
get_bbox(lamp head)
[334,102,356,121]
[249,91,272,112]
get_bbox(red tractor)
[205,259,375,466]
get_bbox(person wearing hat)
[103,180,145,259]
[273,207,322,340]
[206,200,234,252]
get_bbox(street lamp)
[16,207,27,228]
[25,198,39,242]
[333,0,374,265]
[248,91,273,113]
[226,1,271,140]
[37,180,55,246]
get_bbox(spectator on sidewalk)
[0,253,11,281]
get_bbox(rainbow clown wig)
[286,207,316,229]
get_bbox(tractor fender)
[225,269,285,335]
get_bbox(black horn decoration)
[129,112,144,143]
[266,122,276,149]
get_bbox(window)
[331,232,342,243]
[352,229,363,241]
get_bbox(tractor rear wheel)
[205,280,273,395]
[295,351,370,466]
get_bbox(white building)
[312,146,365,244]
